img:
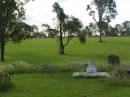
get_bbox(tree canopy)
[87,0,118,42]
[0,0,33,61]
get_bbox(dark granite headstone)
[108,55,120,65]
[125,68,130,74]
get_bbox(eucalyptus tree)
[53,2,83,54]
[87,0,118,42]
[63,16,83,45]
[42,24,58,38]
[53,2,67,55]
[0,0,33,61]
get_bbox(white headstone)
[86,59,97,74]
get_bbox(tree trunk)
[59,22,64,55]
[0,33,5,61]
[99,31,102,42]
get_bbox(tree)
[0,0,33,61]
[114,24,123,36]
[53,2,67,55]
[88,22,98,36]
[53,2,83,54]
[42,24,58,38]
[122,21,130,36]
[63,16,83,45]
[87,0,118,42]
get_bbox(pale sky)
[25,0,130,27]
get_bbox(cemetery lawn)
[1,37,130,97]
[1,36,130,65]
[1,73,130,97]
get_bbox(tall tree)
[53,2,67,55]
[0,0,33,61]
[53,2,83,54]
[87,0,118,42]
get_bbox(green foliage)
[0,0,33,61]
[106,65,130,87]
[12,61,38,73]
[97,65,113,72]
[87,0,118,41]
[0,61,41,74]
[106,77,130,87]
[58,61,83,73]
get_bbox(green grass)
[1,73,130,97]
[1,37,130,65]
[1,37,130,97]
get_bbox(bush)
[59,61,83,73]
[0,64,15,74]
[0,71,13,91]
[12,61,36,73]
[106,77,130,87]
[106,65,130,87]
[97,65,114,72]
[0,61,42,74]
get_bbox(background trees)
[87,0,118,42]
[0,0,33,61]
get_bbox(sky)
[25,0,130,27]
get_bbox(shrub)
[12,61,36,73]
[0,61,42,74]
[106,65,130,87]
[97,65,113,72]
[59,61,83,73]
[0,64,15,74]
[0,71,13,91]
[106,77,130,87]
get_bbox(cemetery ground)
[1,37,130,97]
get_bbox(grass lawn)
[1,73,130,97]
[1,37,130,65]
[0,37,130,97]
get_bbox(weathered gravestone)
[42,64,53,72]
[108,55,120,65]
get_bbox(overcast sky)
[25,0,130,27]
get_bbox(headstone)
[83,64,88,72]
[42,64,53,72]
[108,55,120,65]
[86,59,97,74]
[125,68,130,74]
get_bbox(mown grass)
[0,37,130,97]
[1,37,130,66]
[1,73,130,97]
